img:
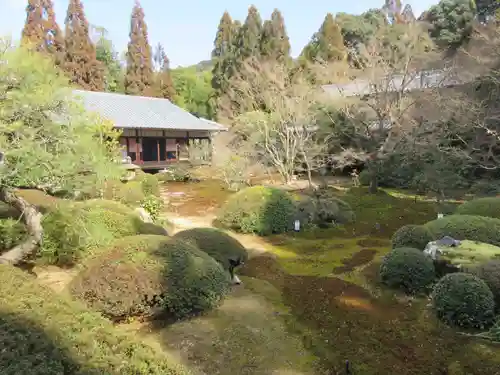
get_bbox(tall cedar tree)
[211,12,237,96]
[153,43,176,100]
[234,5,263,61]
[125,1,153,96]
[260,9,291,62]
[64,0,104,91]
[21,0,64,66]
[301,13,346,63]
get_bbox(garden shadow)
[0,310,90,374]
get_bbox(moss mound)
[69,235,230,320]
[40,203,165,266]
[379,247,435,294]
[425,215,500,246]
[432,273,495,329]
[0,218,27,255]
[77,199,134,215]
[0,264,189,375]
[470,260,500,309]
[455,197,500,219]
[14,189,61,213]
[391,224,433,250]
[173,228,248,269]
[217,186,295,236]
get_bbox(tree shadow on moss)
[0,310,89,375]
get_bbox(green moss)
[440,240,500,268]
[264,235,390,277]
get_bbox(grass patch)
[440,240,500,268]
[155,277,319,375]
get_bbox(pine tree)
[260,9,291,61]
[234,5,263,60]
[21,0,64,65]
[152,43,176,100]
[301,13,346,63]
[63,0,103,91]
[124,0,153,96]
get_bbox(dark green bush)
[173,228,248,269]
[469,180,500,197]
[455,197,500,219]
[391,225,433,250]
[296,188,355,228]
[40,203,165,266]
[217,186,295,236]
[358,170,371,186]
[432,273,495,329]
[470,260,500,309]
[379,247,435,294]
[69,235,230,320]
[424,215,500,246]
[0,219,27,254]
[0,264,189,375]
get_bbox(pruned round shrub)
[432,273,495,329]
[391,225,433,250]
[379,247,435,294]
[424,215,500,246]
[216,186,295,236]
[456,197,500,219]
[358,169,371,186]
[69,235,230,320]
[296,188,355,228]
[470,260,500,309]
[0,264,189,375]
[103,180,145,207]
[40,203,164,266]
[136,171,160,196]
[173,228,248,269]
[0,218,27,254]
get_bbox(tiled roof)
[72,89,226,131]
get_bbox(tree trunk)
[0,188,43,265]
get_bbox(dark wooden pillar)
[156,139,160,162]
[135,129,142,164]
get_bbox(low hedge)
[470,260,500,309]
[69,235,230,320]
[379,247,435,294]
[455,197,500,219]
[432,272,495,329]
[173,228,248,270]
[216,186,295,236]
[391,225,433,250]
[0,264,190,375]
[0,219,27,255]
[295,188,355,228]
[40,202,168,266]
[424,215,500,246]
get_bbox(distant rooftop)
[73,90,226,132]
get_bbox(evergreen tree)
[210,11,239,118]
[301,13,346,63]
[153,43,176,100]
[21,0,64,65]
[64,0,104,91]
[401,4,416,22]
[95,28,124,93]
[260,9,291,61]
[124,1,153,96]
[234,5,263,60]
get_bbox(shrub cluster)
[69,235,230,320]
[432,273,495,329]
[470,260,500,309]
[40,201,168,266]
[217,186,295,236]
[455,197,500,219]
[0,219,27,254]
[295,188,355,228]
[379,247,435,294]
[136,171,160,196]
[424,215,500,247]
[173,228,248,270]
[391,225,433,250]
[0,264,189,375]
